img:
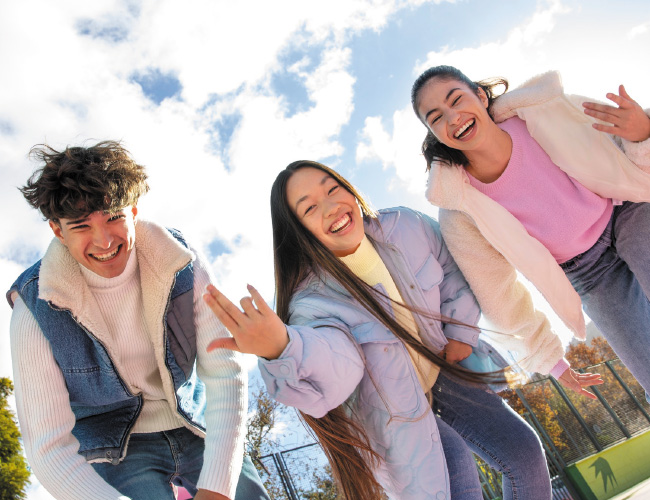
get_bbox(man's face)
[49,206,138,278]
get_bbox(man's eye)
[431,116,441,125]
[109,215,125,222]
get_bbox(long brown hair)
[270,160,505,499]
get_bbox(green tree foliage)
[0,378,30,500]
[301,465,339,500]
[246,385,287,499]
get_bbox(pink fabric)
[550,358,570,379]
[467,117,613,264]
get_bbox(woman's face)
[286,167,365,257]
[416,77,493,152]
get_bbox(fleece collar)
[38,220,194,364]
[425,71,564,211]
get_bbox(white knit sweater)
[10,220,247,500]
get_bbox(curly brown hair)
[21,140,149,222]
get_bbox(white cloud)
[628,22,649,40]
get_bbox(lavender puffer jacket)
[259,207,487,499]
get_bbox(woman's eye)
[304,205,315,216]
[452,96,461,106]
[431,116,441,125]
[328,185,339,195]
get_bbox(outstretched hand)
[204,284,289,360]
[583,85,650,142]
[558,368,603,400]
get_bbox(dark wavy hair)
[21,140,149,222]
[411,65,508,170]
[270,160,507,500]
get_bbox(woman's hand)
[441,339,473,364]
[558,368,604,400]
[583,85,650,142]
[204,284,289,360]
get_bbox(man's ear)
[49,220,66,245]
[131,205,138,224]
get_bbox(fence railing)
[254,358,650,499]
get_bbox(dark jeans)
[92,427,269,499]
[434,374,551,499]
[560,202,650,396]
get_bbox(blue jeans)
[560,202,650,395]
[92,427,269,500]
[433,374,551,500]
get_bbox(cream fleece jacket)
[10,220,247,500]
[425,71,650,375]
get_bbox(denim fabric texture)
[7,229,206,463]
[433,374,551,500]
[561,201,650,396]
[92,427,269,499]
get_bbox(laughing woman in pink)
[411,66,650,396]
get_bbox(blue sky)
[0,0,649,497]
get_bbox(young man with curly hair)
[6,141,269,500]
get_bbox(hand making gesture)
[583,85,650,142]
[204,284,290,360]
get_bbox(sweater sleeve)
[192,248,247,499]
[418,211,481,346]
[439,209,566,375]
[9,297,130,500]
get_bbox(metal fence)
[254,359,650,500]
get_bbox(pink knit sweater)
[467,116,613,264]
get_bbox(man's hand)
[441,339,472,364]
[193,489,229,500]
[558,368,603,400]
[583,85,650,142]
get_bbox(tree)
[246,385,288,499]
[301,465,339,500]
[0,377,30,500]
[566,336,616,369]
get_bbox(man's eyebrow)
[424,87,461,121]
[65,217,90,226]
[294,174,331,212]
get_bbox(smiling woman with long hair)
[411,65,650,398]
[200,160,588,499]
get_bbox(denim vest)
[7,229,206,464]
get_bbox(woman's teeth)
[454,119,475,138]
[330,214,351,233]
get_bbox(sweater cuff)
[550,358,570,379]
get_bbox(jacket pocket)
[353,323,422,418]
[414,253,444,291]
